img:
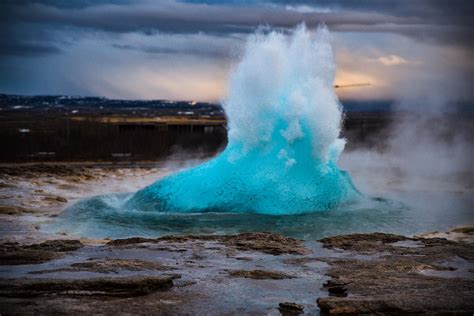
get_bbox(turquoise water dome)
[126,25,360,215]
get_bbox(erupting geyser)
[127,25,359,215]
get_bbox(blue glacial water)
[50,25,473,239]
[126,25,359,214]
[52,189,473,239]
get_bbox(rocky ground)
[0,162,179,242]
[317,233,474,315]
[0,231,473,315]
[0,163,473,315]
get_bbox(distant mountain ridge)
[0,93,396,113]
[0,93,219,109]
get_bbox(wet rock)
[108,237,153,246]
[56,183,78,190]
[452,226,474,234]
[71,259,173,273]
[278,302,304,315]
[317,233,474,315]
[321,232,474,261]
[222,232,308,255]
[229,269,296,279]
[282,257,323,266]
[0,276,175,297]
[42,195,68,203]
[0,205,32,215]
[323,280,348,297]
[0,181,14,188]
[319,232,407,252]
[30,258,175,274]
[0,164,81,178]
[25,239,83,252]
[0,240,83,265]
[235,256,253,261]
[417,226,474,243]
[109,232,309,255]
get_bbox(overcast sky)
[1,0,473,103]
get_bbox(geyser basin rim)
[52,192,433,240]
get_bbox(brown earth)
[317,233,474,315]
[0,240,83,265]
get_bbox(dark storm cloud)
[2,0,470,35]
[0,41,61,57]
[0,0,472,100]
[1,0,134,9]
[1,1,398,34]
[293,0,474,46]
[0,20,63,57]
[113,43,233,59]
[185,0,474,30]
[1,0,472,58]
[263,0,474,17]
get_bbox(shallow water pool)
[49,189,473,240]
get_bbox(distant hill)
[0,93,396,113]
[0,93,224,117]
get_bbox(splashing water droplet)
[126,24,360,215]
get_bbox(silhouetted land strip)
[1,94,472,162]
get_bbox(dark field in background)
[0,94,470,162]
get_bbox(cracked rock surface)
[317,233,474,315]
